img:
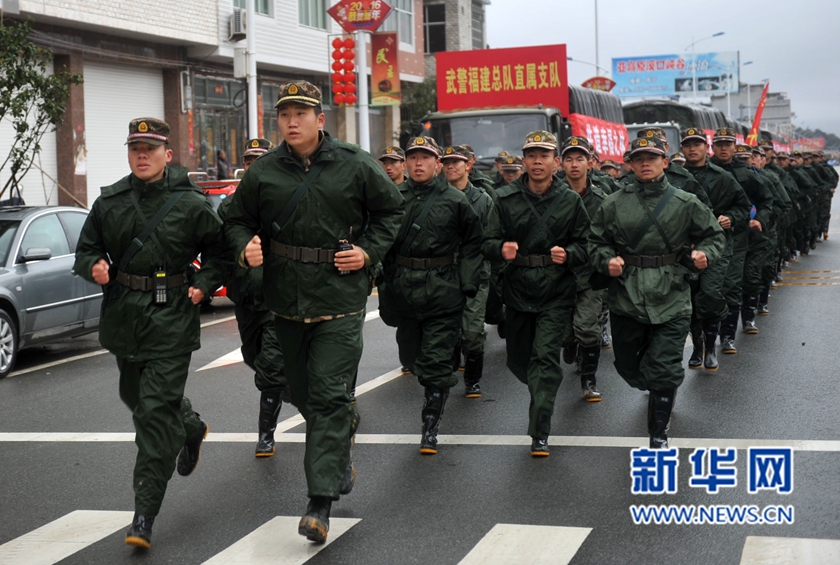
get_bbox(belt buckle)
[641,255,659,268]
[411,258,425,269]
[300,248,317,263]
[528,256,540,267]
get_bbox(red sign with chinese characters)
[371,32,401,106]
[567,113,628,163]
[327,0,392,33]
[436,44,569,116]
[581,76,616,92]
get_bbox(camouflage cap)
[792,150,803,158]
[441,145,471,162]
[776,151,790,159]
[274,81,322,108]
[405,136,441,157]
[461,144,476,159]
[713,128,737,143]
[751,146,765,156]
[623,150,631,163]
[804,151,817,158]
[499,154,524,170]
[735,144,753,157]
[591,150,601,162]
[629,136,667,157]
[126,117,170,146]
[379,146,406,161]
[818,150,826,157]
[243,138,273,157]
[680,126,707,144]
[670,152,686,163]
[522,130,558,151]
[600,159,620,170]
[494,150,511,163]
[758,139,774,150]
[561,136,592,157]
[637,127,667,141]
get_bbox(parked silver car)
[0,206,102,378]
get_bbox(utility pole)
[246,0,258,138]
[356,30,370,152]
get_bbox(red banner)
[795,138,826,151]
[746,82,770,146]
[568,113,628,163]
[371,32,401,106]
[436,44,569,116]
[327,0,392,33]
[581,76,615,92]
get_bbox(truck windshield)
[427,113,548,162]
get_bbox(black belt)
[512,254,554,267]
[116,271,189,291]
[271,240,336,263]
[621,253,677,268]
[395,255,454,269]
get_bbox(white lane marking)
[201,516,360,565]
[740,536,840,564]
[458,524,591,565]
[0,510,133,565]
[197,311,381,372]
[4,432,840,452]
[7,315,239,379]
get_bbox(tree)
[399,77,437,137]
[0,20,83,202]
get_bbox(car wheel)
[0,309,18,379]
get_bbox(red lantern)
[331,72,344,83]
[331,61,343,72]
[332,37,344,49]
[331,83,345,94]
[333,93,346,105]
[343,72,356,84]
[345,94,357,105]
[344,83,357,94]
[331,49,344,61]
[343,60,355,72]
[343,38,355,50]
[343,49,355,61]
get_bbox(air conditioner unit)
[229,9,246,43]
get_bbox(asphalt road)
[1,200,839,564]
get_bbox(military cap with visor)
[776,151,790,159]
[379,146,406,161]
[499,154,524,170]
[243,138,273,157]
[494,151,511,163]
[751,146,765,156]
[758,139,774,150]
[670,152,686,164]
[461,144,476,159]
[713,128,737,143]
[735,144,753,158]
[629,136,667,157]
[126,117,170,146]
[561,136,592,157]
[274,81,322,108]
[680,127,707,144]
[600,159,620,171]
[405,136,441,157]
[441,145,471,162]
[637,127,667,141]
[522,130,558,151]
[792,150,803,157]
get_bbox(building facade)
[422,0,489,78]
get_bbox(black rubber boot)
[339,434,356,495]
[648,389,676,449]
[463,351,483,398]
[702,321,720,372]
[451,343,463,372]
[497,316,507,339]
[177,418,208,476]
[530,437,550,457]
[125,513,155,549]
[741,295,759,334]
[420,387,449,455]
[720,309,739,354]
[579,345,602,402]
[562,341,578,365]
[255,391,282,457]
[758,285,771,316]
[688,324,704,369]
[298,496,331,543]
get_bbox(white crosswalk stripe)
[201,517,361,565]
[740,536,840,564]
[0,510,133,565]
[457,524,591,565]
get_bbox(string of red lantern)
[330,37,358,106]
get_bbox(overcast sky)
[485,0,840,136]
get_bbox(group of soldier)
[72,79,836,550]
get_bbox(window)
[233,0,271,16]
[299,0,327,30]
[381,0,414,46]
[20,214,70,259]
[424,4,445,54]
[471,2,484,50]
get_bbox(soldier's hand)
[692,250,708,270]
[92,259,110,285]
[749,219,763,232]
[335,246,366,272]
[501,241,519,261]
[550,246,567,265]
[245,235,263,267]
[608,256,624,277]
[717,215,732,229]
[188,286,205,305]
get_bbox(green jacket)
[620,162,714,209]
[379,173,483,321]
[224,132,405,320]
[685,160,752,236]
[788,164,820,204]
[711,157,775,229]
[217,195,264,310]
[562,179,606,291]
[759,168,792,228]
[74,166,228,361]
[483,175,590,312]
[589,177,725,325]
[590,168,619,195]
[768,162,802,208]
[460,181,495,282]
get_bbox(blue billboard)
[611,52,740,97]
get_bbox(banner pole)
[357,30,370,152]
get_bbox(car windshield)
[428,113,548,162]
[0,220,20,265]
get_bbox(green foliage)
[399,76,437,133]
[0,20,83,201]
